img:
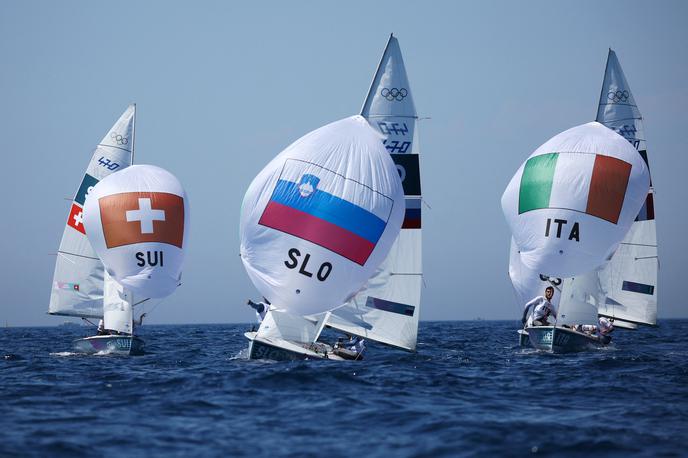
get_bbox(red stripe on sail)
[259,201,375,265]
[586,155,632,224]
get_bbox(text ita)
[545,218,580,242]
[136,251,164,267]
[284,248,332,281]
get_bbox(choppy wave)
[1,320,687,457]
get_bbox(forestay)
[49,105,135,318]
[83,165,189,299]
[502,122,650,279]
[240,115,405,317]
[595,50,658,326]
[326,35,422,351]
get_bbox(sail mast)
[131,103,137,165]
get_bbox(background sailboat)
[503,122,650,352]
[80,163,188,355]
[48,105,137,352]
[324,34,423,352]
[240,116,405,360]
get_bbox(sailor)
[336,334,366,356]
[591,317,614,344]
[134,313,147,328]
[247,297,270,322]
[96,319,107,335]
[522,286,557,326]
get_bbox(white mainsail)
[595,49,658,326]
[326,34,422,351]
[49,105,135,318]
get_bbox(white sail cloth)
[83,165,189,298]
[49,105,135,318]
[240,115,405,316]
[327,35,422,351]
[595,49,658,326]
[502,122,650,279]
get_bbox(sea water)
[1,320,686,457]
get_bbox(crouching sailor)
[522,286,557,327]
[334,334,366,360]
[247,297,270,323]
[578,317,614,344]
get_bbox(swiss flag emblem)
[99,192,184,248]
[67,203,86,234]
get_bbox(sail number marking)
[284,248,332,281]
[545,218,579,242]
[378,122,409,136]
[98,156,120,171]
[383,140,411,153]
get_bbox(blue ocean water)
[1,320,686,457]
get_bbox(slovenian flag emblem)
[259,159,394,265]
[519,152,632,224]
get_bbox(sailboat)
[49,105,189,355]
[593,49,659,328]
[323,33,423,352]
[49,105,138,353]
[241,115,405,360]
[503,122,651,352]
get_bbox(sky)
[1,1,687,326]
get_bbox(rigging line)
[390,273,422,276]
[57,250,99,260]
[634,256,658,260]
[620,242,657,247]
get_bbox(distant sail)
[327,35,422,351]
[502,122,650,279]
[595,50,658,326]
[83,165,189,298]
[240,115,405,316]
[49,105,135,318]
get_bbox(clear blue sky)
[2,1,686,325]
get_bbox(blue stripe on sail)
[622,281,655,296]
[365,296,415,317]
[270,179,386,244]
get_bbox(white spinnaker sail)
[595,50,658,326]
[326,35,422,351]
[240,115,404,317]
[83,164,189,299]
[502,122,650,279]
[49,105,135,318]
[508,237,562,311]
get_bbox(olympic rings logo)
[381,87,408,101]
[607,90,629,103]
[110,132,129,145]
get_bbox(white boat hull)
[73,335,144,355]
[244,332,344,361]
[525,326,608,353]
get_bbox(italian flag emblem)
[518,152,632,224]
